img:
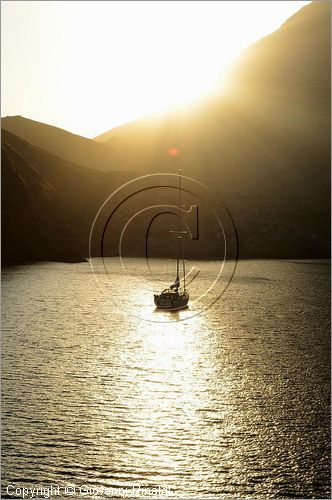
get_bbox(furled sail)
[170,276,180,290]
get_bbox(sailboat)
[154,169,189,311]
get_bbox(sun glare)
[2,1,310,137]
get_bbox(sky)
[2,1,310,138]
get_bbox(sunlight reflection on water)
[1,259,330,498]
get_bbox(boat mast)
[176,169,182,287]
[182,244,186,293]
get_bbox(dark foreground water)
[2,259,330,499]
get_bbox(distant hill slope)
[1,129,133,264]
[227,0,330,112]
[1,116,115,172]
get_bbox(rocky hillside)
[2,129,132,264]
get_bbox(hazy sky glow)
[2,1,310,138]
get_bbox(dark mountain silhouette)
[2,1,330,263]
[1,129,133,264]
[1,116,115,171]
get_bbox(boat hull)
[154,291,189,311]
